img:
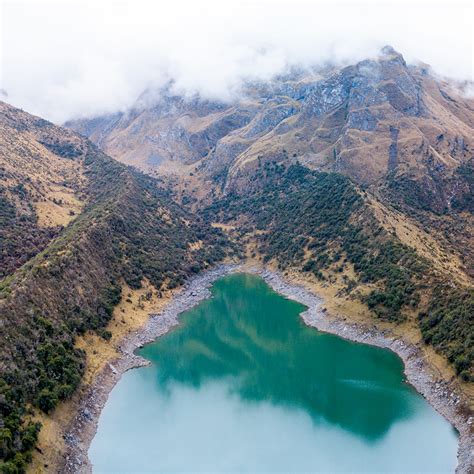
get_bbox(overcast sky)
[1,0,472,123]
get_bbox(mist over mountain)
[2,0,473,123]
[1,2,473,472]
[67,46,474,384]
[69,48,474,214]
[67,46,474,387]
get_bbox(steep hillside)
[69,48,473,346]
[204,162,473,384]
[0,103,230,472]
[0,104,87,277]
[69,47,473,214]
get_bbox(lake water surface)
[90,273,458,473]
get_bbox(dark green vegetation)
[0,185,59,278]
[419,286,474,382]
[452,159,474,212]
[0,114,231,472]
[204,163,426,321]
[0,101,472,472]
[204,163,473,382]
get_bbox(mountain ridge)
[1,48,473,472]
[66,48,474,391]
[68,47,473,290]
[69,48,473,213]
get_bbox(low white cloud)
[1,0,472,123]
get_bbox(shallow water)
[90,273,458,473]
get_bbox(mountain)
[69,47,473,213]
[68,48,473,392]
[1,47,473,472]
[0,102,231,471]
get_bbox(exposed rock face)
[68,47,474,211]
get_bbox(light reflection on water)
[90,273,458,473]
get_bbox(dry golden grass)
[211,222,236,231]
[367,195,471,285]
[28,400,75,473]
[28,279,174,473]
[189,240,203,251]
[0,114,87,230]
[35,186,83,228]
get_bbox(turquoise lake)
[89,273,458,473]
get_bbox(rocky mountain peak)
[67,50,473,212]
[380,44,406,63]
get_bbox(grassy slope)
[0,109,230,473]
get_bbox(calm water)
[90,273,458,473]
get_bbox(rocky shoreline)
[249,267,473,474]
[61,264,473,473]
[60,264,239,473]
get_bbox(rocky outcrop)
[68,47,474,211]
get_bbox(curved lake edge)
[61,264,473,474]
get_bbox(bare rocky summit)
[69,47,473,213]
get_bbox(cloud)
[1,0,472,123]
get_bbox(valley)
[0,47,473,473]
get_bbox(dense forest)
[0,185,60,279]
